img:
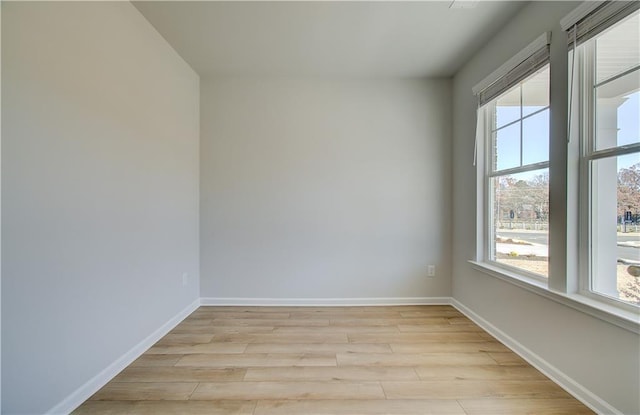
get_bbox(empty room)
[2,1,639,414]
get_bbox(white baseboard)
[451,299,621,415]
[200,297,452,307]
[46,298,200,415]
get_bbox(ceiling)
[133,1,527,78]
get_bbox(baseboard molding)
[46,298,200,415]
[451,299,621,415]
[200,297,452,307]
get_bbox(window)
[570,7,640,307]
[468,2,639,330]
[473,34,551,280]
[487,67,550,278]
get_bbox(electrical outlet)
[182,273,188,286]
[427,265,436,277]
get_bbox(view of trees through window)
[614,159,640,304]
[491,169,549,277]
[488,66,550,278]
[618,162,640,224]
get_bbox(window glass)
[595,82,640,151]
[583,9,640,307]
[523,110,549,165]
[590,154,640,305]
[496,86,521,128]
[487,64,550,278]
[596,13,640,83]
[522,66,550,116]
[495,122,521,171]
[491,169,549,277]
[492,66,550,173]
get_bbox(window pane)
[595,73,640,151]
[495,85,520,129]
[522,66,549,117]
[494,122,520,171]
[523,109,549,165]
[596,11,640,83]
[590,154,640,305]
[491,169,549,277]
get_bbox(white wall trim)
[46,298,200,415]
[200,297,451,307]
[451,298,622,415]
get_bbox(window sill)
[469,260,640,334]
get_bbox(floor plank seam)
[186,382,199,400]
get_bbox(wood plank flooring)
[73,305,593,414]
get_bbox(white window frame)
[469,6,640,332]
[571,13,640,312]
[482,80,551,282]
[473,33,551,284]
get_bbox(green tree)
[618,162,640,220]
[529,171,549,220]
[494,172,548,223]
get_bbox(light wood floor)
[74,305,593,414]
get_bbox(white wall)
[201,78,451,300]
[452,2,639,414]
[2,2,200,414]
